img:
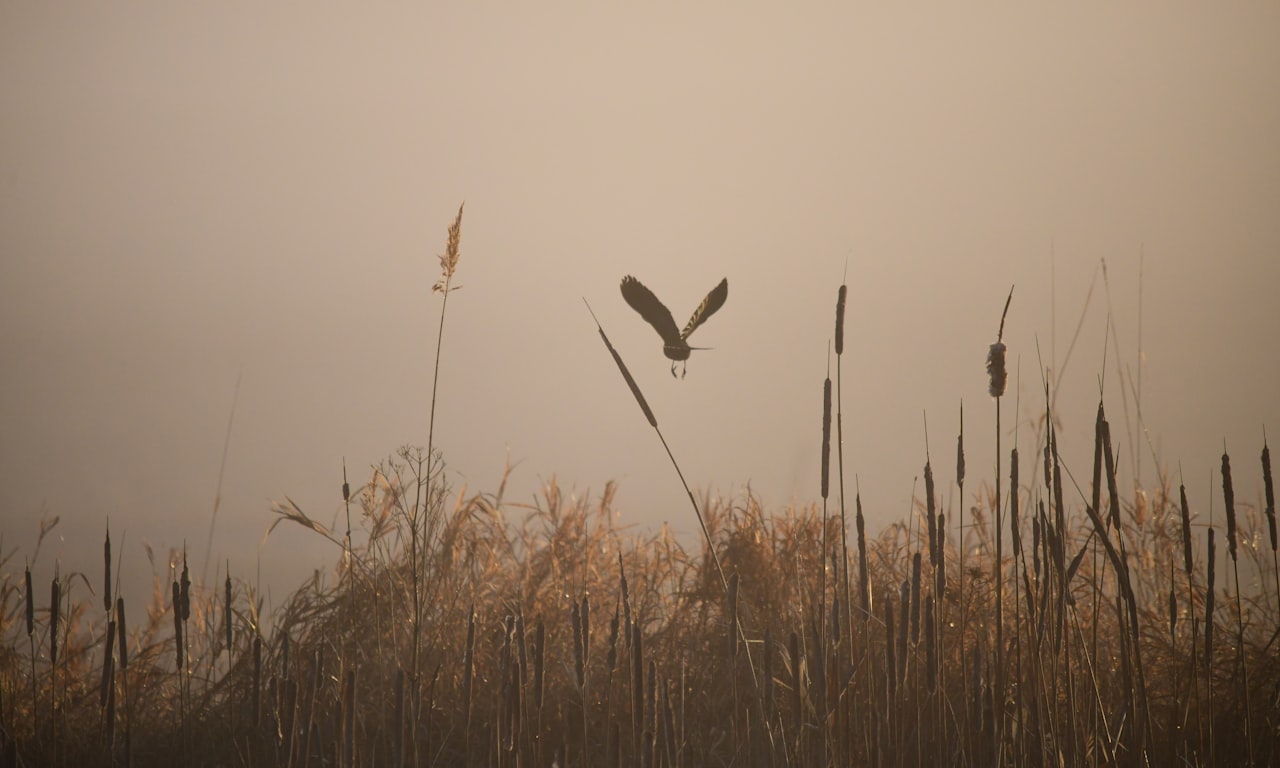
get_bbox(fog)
[3,5,1277,613]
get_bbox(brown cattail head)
[834,284,847,356]
[956,403,966,487]
[1205,527,1217,663]
[1264,440,1277,552]
[588,302,657,428]
[1221,452,1237,561]
[1010,448,1022,558]
[936,511,947,594]
[25,565,34,636]
[1168,564,1178,640]
[433,202,464,293]
[607,604,620,673]
[116,597,128,671]
[104,525,112,612]
[986,342,1008,398]
[179,556,191,622]
[50,572,61,666]
[225,571,234,655]
[821,377,832,499]
[925,460,938,566]
[172,581,183,668]
[1179,483,1194,577]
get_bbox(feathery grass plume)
[103,524,112,612]
[1221,452,1237,561]
[433,202,464,294]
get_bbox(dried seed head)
[433,203,464,293]
[1264,441,1276,552]
[821,377,832,499]
[50,573,61,666]
[1222,452,1237,562]
[1179,483,1194,577]
[104,525,112,612]
[25,566,34,637]
[986,342,1008,398]
[834,284,847,355]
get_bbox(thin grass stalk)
[1205,525,1217,761]
[834,281,855,678]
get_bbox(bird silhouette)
[620,275,728,378]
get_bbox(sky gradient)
[3,4,1278,608]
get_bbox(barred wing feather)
[620,276,683,347]
[681,278,728,341]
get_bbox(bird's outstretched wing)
[621,276,682,346]
[681,278,728,341]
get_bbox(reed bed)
[0,213,1275,766]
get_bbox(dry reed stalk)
[1205,525,1216,759]
[834,282,854,676]
[342,668,357,768]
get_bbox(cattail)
[571,601,585,688]
[25,565,34,636]
[590,307,657,428]
[1102,419,1120,531]
[856,493,870,616]
[936,511,947,594]
[1180,484,1194,576]
[1263,440,1276,552]
[925,460,938,566]
[100,617,116,708]
[606,604,620,673]
[1168,564,1178,640]
[1205,527,1216,663]
[1010,448,1022,557]
[821,377,832,499]
[834,284,847,355]
[1092,403,1105,517]
[1222,452,1237,561]
[987,286,1013,398]
[116,597,128,672]
[534,620,546,711]
[726,572,740,661]
[172,581,183,669]
[957,403,966,488]
[885,599,897,696]
[925,595,937,693]
[103,524,112,612]
[619,554,633,649]
[1032,506,1042,580]
[253,636,262,726]
[581,595,591,671]
[224,571,234,654]
[986,342,1007,398]
[789,630,802,732]
[50,572,61,667]
[910,553,922,646]
[898,581,910,680]
[180,556,191,622]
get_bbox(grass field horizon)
[3,208,1277,767]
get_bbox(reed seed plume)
[433,202,464,294]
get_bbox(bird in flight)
[620,275,728,378]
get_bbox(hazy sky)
[3,5,1278,609]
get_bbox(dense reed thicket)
[1,208,1276,766]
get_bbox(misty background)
[3,5,1277,612]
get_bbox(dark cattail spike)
[1010,448,1022,558]
[834,284,847,356]
[1205,528,1217,664]
[25,565,34,636]
[925,460,938,566]
[821,376,832,500]
[1179,483,1194,577]
[1222,452,1237,562]
[1263,439,1276,552]
[225,569,234,655]
[51,571,61,667]
[104,523,112,612]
